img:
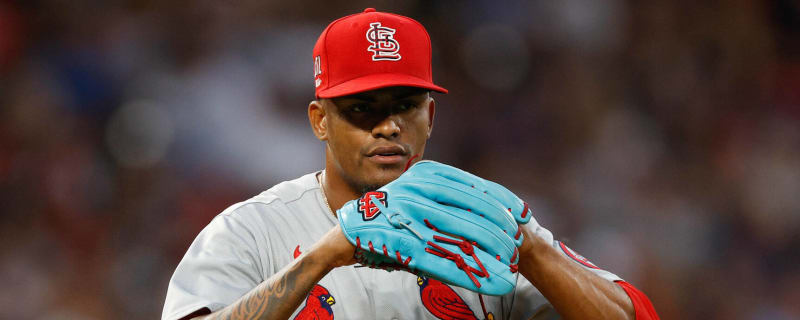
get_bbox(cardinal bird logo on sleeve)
[418,277,478,320]
[294,284,336,320]
[293,246,336,320]
[294,285,335,320]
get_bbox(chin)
[357,167,405,194]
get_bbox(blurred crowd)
[1,0,798,319]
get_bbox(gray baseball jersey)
[162,171,622,320]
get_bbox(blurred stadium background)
[1,0,799,319]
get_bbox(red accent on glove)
[403,154,420,172]
[425,241,486,288]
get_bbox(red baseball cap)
[313,8,448,98]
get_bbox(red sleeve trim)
[615,281,660,320]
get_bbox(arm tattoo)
[207,257,314,320]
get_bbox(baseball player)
[163,8,659,320]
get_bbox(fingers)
[367,193,518,264]
[398,178,519,239]
[404,160,532,224]
[397,198,518,265]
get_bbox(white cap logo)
[366,22,401,61]
[313,55,322,87]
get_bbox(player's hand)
[402,160,533,227]
[309,224,357,269]
[335,160,531,295]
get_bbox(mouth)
[366,145,408,165]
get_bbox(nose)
[371,114,401,139]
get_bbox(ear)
[426,98,435,138]
[308,100,328,141]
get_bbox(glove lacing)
[352,195,519,290]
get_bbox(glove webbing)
[423,219,492,289]
[424,218,520,277]
[425,238,487,288]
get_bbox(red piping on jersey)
[478,294,489,320]
[559,241,599,269]
[615,281,660,320]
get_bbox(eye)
[394,100,417,113]
[350,103,370,113]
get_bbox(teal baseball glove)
[337,160,532,296]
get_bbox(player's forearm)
[518,228,634,320]
[194,225,354,320]
[197,249,333,320]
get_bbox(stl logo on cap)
[366,22,401,61]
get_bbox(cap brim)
[317,73,448,98]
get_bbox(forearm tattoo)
[208,258,312,320]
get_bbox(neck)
[320,167,360,214]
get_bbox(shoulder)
[213,171,323,223]
[249,171,323,207]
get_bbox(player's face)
[315,87,435,194]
